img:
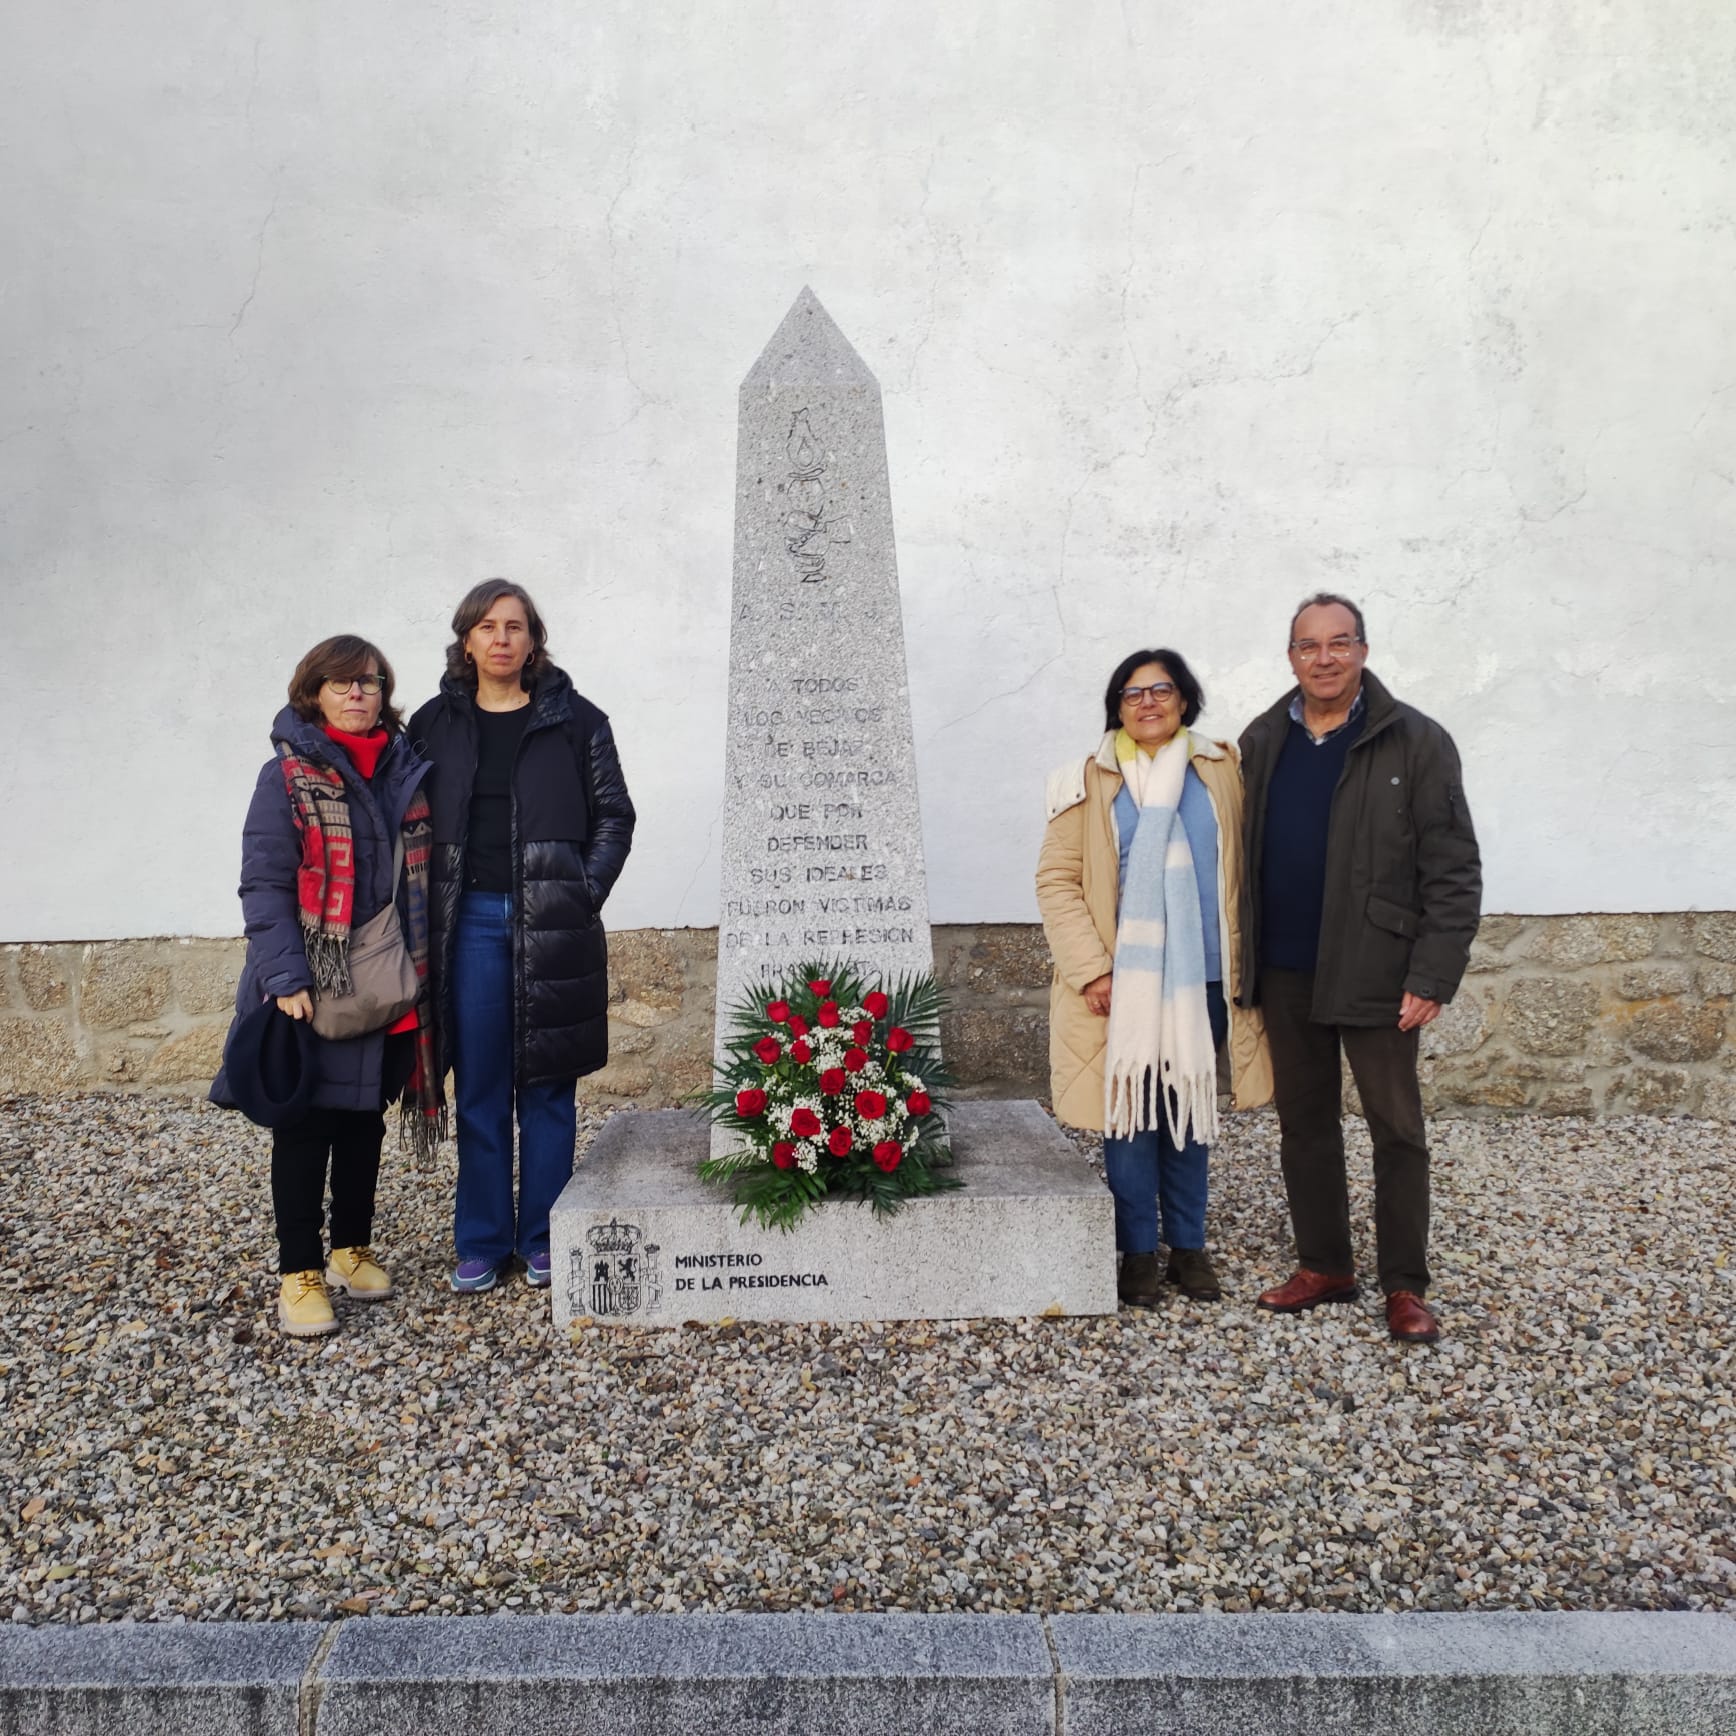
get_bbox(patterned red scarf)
[275,743,445,1162]
[396,802,446,1164]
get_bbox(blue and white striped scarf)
[1104,730,1218,1145]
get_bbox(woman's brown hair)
[288,635,403,729]
[444,579,551,689]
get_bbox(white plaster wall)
[3,0,1733,940]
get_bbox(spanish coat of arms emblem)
[578,1219,662,1317]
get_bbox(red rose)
[807,978,832,996]
[819,1067,846,1096]
[864,990,889,1018]
[886,1026,913,1053]
[788,1015,810,1038]
[843,1046,868,1073]
[816,1001,841,1028]
[852,1019,873,1045]
[771,1141,797,1170]
[766,999,791,1024]
[790,1038,812,1064]
[872,1140,903,1172]
[854,1089,887,1120]
[906,1089,932,1116]
[735,1088,768,1117]
[827,1125,854,1157]
[789,1107,821,1138]
[753,1035,782,1064]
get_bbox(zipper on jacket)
[508,706,533,1090]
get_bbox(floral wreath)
[697,961,959,1229]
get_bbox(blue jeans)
[1102,981,1227,1254]
[451,891,577,1265]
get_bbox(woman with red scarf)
[211,636,438,1337]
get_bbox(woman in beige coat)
[1036,648,1271,1309]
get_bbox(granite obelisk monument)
[715,288,934,1058]
[548,293,1115,1330]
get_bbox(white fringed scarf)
[1103,730,1219,1145]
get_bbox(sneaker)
[277,1270,338,1338]
[450,1258,499,1294]
[524,1251,552,1289]
[325,1246,396,1301]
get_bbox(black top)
[1258,708,1366,972]
[465,705,532,891]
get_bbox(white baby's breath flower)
[796,1141,820,1173]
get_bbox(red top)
[322,723,389,779]
[322,724,418,1034]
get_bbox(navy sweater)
[1258,710,1365,972]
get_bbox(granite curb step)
[4,1611,1735,1734]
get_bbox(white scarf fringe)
[1103,733,1219,1147]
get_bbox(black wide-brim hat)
[223,999,318,1129]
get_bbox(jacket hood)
[269,705,343,761]
[268,705,422,790]
[434,663,576,727]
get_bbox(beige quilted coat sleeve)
[1036,757,1119,1130]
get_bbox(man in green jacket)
[1237,593,1481,1344]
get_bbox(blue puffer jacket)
[210,707,431,1116]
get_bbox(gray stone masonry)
[317,1612,1053,1736]
[4,1612,1736,1734]
[2,913,1733,1117]
[549,1101,1117,1328]
[0,1620,323,1736]
[1049,1610,1736,1733]
[715,288,934,1065]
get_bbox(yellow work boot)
[325,1246,396,1301]
[277,1270,337,1338]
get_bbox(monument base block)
[551,1102,1116,1328]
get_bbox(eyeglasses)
[1119,682,1177,705]
[1288,637,1363,664]
[324,675,384,696]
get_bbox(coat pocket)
[1366,891,1420,939]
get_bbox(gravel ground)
[2,1093,1733,1624]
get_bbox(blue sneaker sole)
[450,1268,499,1294]
[525,1267,551,1288]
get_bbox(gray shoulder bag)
[310,829,420,1041]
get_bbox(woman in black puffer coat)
[408,580,635,1295]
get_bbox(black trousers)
[269,1032,414,1275]
[1259,968,1431,1296]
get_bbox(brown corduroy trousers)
[1259,967,1431,1297]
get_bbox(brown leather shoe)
[1165,1247,1222,1301]
[1255,1268,1359,1312]
[1385,1290,1440,1343]
[1118,1252,1165,1310]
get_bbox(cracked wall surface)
[2,2,1733,950]
[3,917,1731,1118]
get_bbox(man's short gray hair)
[1288,591,1367,645]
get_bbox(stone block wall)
[0,940,241,1094]
[1417,913,1736,1119]
[1,916,1732,1118]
